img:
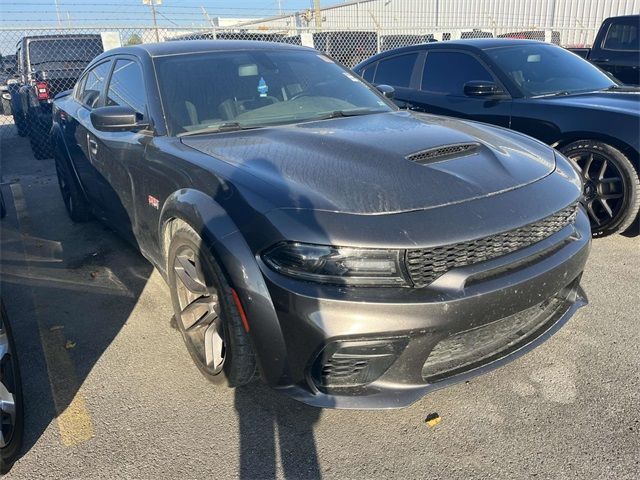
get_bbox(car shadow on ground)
[0,144,154,457]
[1,138,326,476]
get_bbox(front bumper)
[257,207,590,409]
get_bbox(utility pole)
[201,6,217,39]
[313,0,321,29]
[143,0,161,43]
[277,0,283,16]
[54,0,61,27]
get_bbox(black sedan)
[354,39,640,237]
[52,41,589,409]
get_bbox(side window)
[373,53,419,88]
[105,59,147,115]
[79,61,111,109]
[422,51,493,95]
[361,63,376,82]
[603,20,639,51]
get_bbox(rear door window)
[603,19,639,51]
[373,52,419,87]
[422,51,493,95]
[106,59,147,115]
[78,61,111,109]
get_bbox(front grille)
[407,143,479,164]
[422,293,573,382]
[406,204,578,287]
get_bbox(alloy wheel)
[569,152,626,229]
[0,320,17,449]
[172,246,226,375]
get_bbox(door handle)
[87,135,98,156]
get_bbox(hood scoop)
[407,142,479,164]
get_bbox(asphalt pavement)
[0,127,638,479]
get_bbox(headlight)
[262,242,409,286]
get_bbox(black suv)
[10,34,103,159]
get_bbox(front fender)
[159,189,292,386]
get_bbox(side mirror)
[376,84,395,99]
[90,106,149,132]
[463,80,505,97]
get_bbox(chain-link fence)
[0,21,608,158]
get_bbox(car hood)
[181,111,556,214]
[537,89,640,115]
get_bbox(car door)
[90,56,150,241]
[405,50,512,127]
[65,59,113,210]
[591,18,640,85]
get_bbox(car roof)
[355,38,548,68]
[102,40,312,59]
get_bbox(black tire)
[560,140,640,237]
[54,152,92,222]
[27,115,53,160]
[12,111,27,137]
[0,301,24,474]
[1,98,11,117]
[167,221,256,386]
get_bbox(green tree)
[126,34,143,45]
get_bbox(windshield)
[154,49,394,135]
[28,38,104,66]
[486,43,616,97]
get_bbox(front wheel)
[560,140,640,237]
[167,221,256,386]
[0,301,24,474]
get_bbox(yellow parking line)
[10,183,95,446]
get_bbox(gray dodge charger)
[51,41,590,408]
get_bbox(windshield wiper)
[313,108,385,120]
[532,90,573,98]
[177,122,260,137]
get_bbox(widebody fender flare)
[159,188,292,386]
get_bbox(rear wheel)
[27,114,53,160]
[54,153,92,222]
[560,140,640,237]
[167,222,255,386]
[12,111,27,137]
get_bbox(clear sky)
[0,0,327,27]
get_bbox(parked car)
[51,40,590,409]
[354,39,640,237]
[567,15,639,86]
[10,34,104,159]
[0,300,24,473]
[0,55,17,116]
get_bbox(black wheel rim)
[568,151,627,230]
[0,318,17,448]
[55,164,73,214]
[172,246,226,375]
